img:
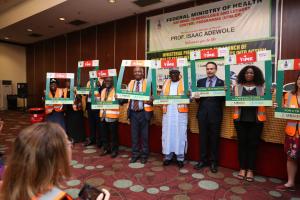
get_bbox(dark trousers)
[130,111,150,159]
[87,103,100,144]
[198,119,221,164]
[234,121,263,170]
[99,120,119,152]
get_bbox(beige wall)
[0,42,26,107]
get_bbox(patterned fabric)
[284,132,300,160]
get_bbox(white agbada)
[162,81,188,155]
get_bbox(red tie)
[133,81,140,111]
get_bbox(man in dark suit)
[194,61,224,173]
[127,67,153,164]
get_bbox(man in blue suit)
[194,61,224,173]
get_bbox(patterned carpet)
[0,110,300,200]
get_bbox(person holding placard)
[275,74,300,192]
[64,80,86,143]
[99,77,119,158]
[128,67,153,164]
[233,65,266,182]
[194,62,224,173]
[84,79,104,147]
[161,69,188,168]
[45,78,67,131]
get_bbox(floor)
[0,110,300,200]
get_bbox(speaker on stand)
[17,83,28,112]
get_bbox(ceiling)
[0,0,191,45]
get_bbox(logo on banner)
[97,70,108,77]
[161,59,177,68]
[201,49,218,59]
[236,52,257,64]
[89,71,97,78]
[190,51,200,60]
[131,60,145,66]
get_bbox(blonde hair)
[0,122,71,200]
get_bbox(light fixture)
[59,17,65,21]
[27,28,33,32]
[108,0,116,3]
[4,37,9,40]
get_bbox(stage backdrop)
[146,0,284,144]
[147,0,277,59]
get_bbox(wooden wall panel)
[26,45,35,107]
[81,26,97,60]
[34,42,45,106]
[44,39,55,73]
[281,0,300,59]
[67,31,81,84]
[54,36,67,73]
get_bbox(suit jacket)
[197,77,225,123]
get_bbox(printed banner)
[151,58,190,105]
[190,48,228,97]
[45,72,75,105]
[275,59,300,120]
[225,51,272,106]
[148,0,272,52]
[116,60,152,101]
[89,69,119,110]
[77,60,99,94]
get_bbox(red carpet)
[0,110,299,199]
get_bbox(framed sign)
[151,58,189,104]
[225,50,272,106]
[90,69,119,110]
[45,73,74,104]
[190,48,229,97]
[116,60,152,101]
[77,60,99,94]
[275,59,300,120]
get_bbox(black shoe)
[111,151,118,158]
[163,159,172,166]
[100,149,111,156]
[84,140,95,146]
[194,162,208,170]
[177,161,184,168]
[130,157,139,163]
[141,158,147,164]
[210,163,218,173]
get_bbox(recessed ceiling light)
[59,17,65,21]
[27,28,33,32]
[4,37,9,40]
[108,0,116,3]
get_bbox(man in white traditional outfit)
[161,68,188,168]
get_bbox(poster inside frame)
[151,58,190,105]
[116,60,152,101]
[275,59,300,120]
[77,60,99,95]
[190,48,229,97]
[45,72,74,105]
[225,50,273,106]
[90,69,119,110]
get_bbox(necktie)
[133,81,140,111]
[208,79,213,87]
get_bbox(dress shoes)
[140,158,148,164]
[100,149,111,156]
[210,163,218,173]
[130,157,139,163]
[163,159,172,166]
[194,162,208,170]
[177,161,184,168]
[111,151,118,158]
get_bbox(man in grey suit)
[194,62,224,173]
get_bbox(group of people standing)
[44,62,299,192]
